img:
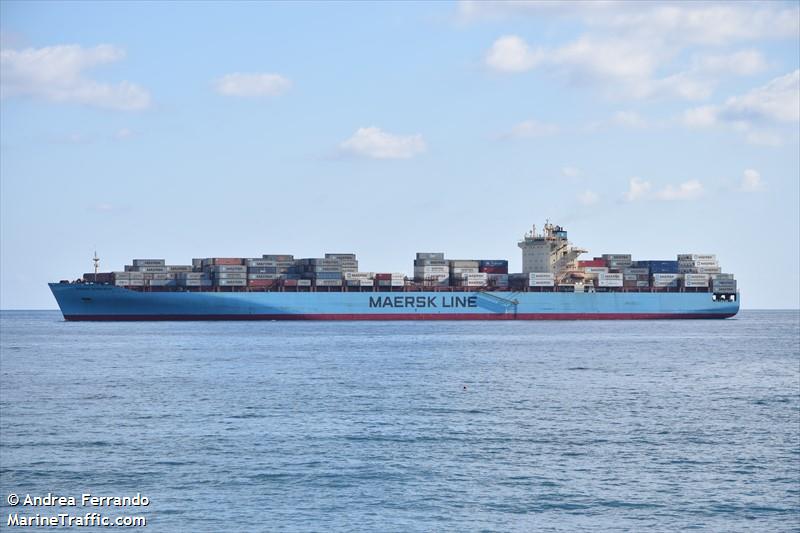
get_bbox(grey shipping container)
[132,259,166,266]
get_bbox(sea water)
[1,310,798,531]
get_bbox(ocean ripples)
[1,310,798,531]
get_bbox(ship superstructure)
[518,222,587,275]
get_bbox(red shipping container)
[374,273,392,280]
[248,279,275,287]
[480,266,509,274]
[213,258,243,265]
[283,280,298,286]
[578,259,607,267]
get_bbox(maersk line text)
[368,296,478,308]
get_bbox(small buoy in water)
[462,385,467,391]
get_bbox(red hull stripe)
[63,312,736,321]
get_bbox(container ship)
[49,222,739,321]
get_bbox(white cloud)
[624,177,651,202]
[597,4,799,47]
[744,129,783,147]
[682,105,717,127]
[612,111,647,128]
[460,0,799,46]
[0,44,151,111]
[577,190,599,205]
[552,36,657,83]
[681,71,799,144]
[113,128,133,140]
[624,177,703,201]
[740,169,764,192]
[483,34,712,101]
[479,3,796,102]
[691,50,767,76]
[500,119,559,139]
[214,73,292,97]
[655,180,703,200]
[339,127,426,159]
[562,166,581,178]
[720,69,799,123]
[485,35,543,72]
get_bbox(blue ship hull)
[49,284,739,321]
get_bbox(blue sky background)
[1,1,798,309]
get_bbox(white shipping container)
[215,272,247,279]
[583,267,609,274]
[344,272,373,280]
[115,271,144,280]
[451,267,479,274]
[653,273,681,281]
[246,259,278,267]
[148,279,174,286]
[167,265,193,272]
[216,279,247,286]
[176,272,207,280]
[390,273,406,279]
[211,265,247,273]
[414,266,448,274]
[247,274,280,280]
[297,279,312,286]
[135,266,168,273]
[179,279,212,287]
[529,273,555,280]
[359,280,374,287]
[418,273,448,281]
[711,273,734,280]
[530,279,555,287]
[414,259,448,266]
[316,279,342,286]
[684,273,709,287]
[694,260,719,267]
[390,280,405,286]
[697,267,721,274]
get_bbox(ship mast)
[92,249,100,283]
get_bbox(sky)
[1,0,798,309]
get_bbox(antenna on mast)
[92,248,100,283]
